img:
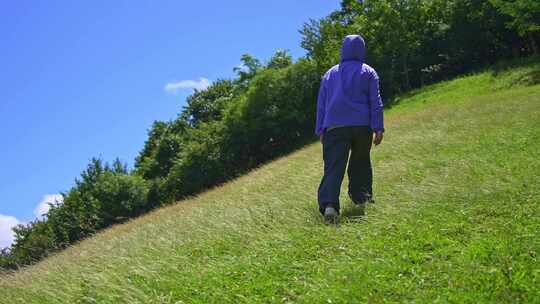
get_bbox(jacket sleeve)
[369,70,384,132]
[315,78,327,136]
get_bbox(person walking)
[315,34,384,222]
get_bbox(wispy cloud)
[0,214,20,249]
[164,77,210,94]
[34,194,63,220]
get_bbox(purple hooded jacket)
[315,35,384,136]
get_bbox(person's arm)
[369,69,384,145]
[315,78,327,142]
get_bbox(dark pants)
[318,126,373,215]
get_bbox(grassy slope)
[1,61,539,303]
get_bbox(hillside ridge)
[1,61,539,303]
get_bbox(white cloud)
[164,77,210,94]
[0,214,20,249]
[34,194,63,220]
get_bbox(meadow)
[1,61,539,303]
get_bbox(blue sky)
[0,0,340,247]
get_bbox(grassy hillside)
[1,60,539,303]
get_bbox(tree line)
[1,0,537,270]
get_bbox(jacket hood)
[340,35,365,62]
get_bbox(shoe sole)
[324,208,339,223]
[348,192,374,205]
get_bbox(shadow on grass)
[491,56,540,87]
[341,204,366,223]
[315,203,367,226]
[310,200,368,225]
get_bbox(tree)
[135,121,168,168]
[300,15,351,72]
[6,158,150,268]
[352,0,446,91]
[0,247,15,270]
[490,0,540,54]
[135,120,188,180]
[180,79,236,127]
[10,220,57,266]
[233,54,262,90]
[301,0,524,96]
[267,49,293,69]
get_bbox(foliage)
[300,0,536,98]
[221,59,319,169]
[267,49,293,69]
[9,221,57,267]
[233,54,263,91]
[135,120,188,180]
[163,59,320,202]
[490,0,540,36]
[6,159,150,268]
[0,248,14,270]
[180,79,237,127]
[490,0,540,54]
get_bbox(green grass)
[1,60,539,303]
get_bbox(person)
[315,34,384,222]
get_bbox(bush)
[164,122,228,201]
[7,159,150,267]
[162,60,320,202]
[0,248,15,270]
[222,59,320,168]
[9,220,58,267]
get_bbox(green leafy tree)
[7,159,150,267]
[135,120,189,180]
[0,247,15,269]
[164,122,227,200]
[10,220,57,266]
[349,0,449,91]
[300,15,351,72]
[233,54,263,90]
[267,49,293,69]
[222,59,320,170]
[301,0,524,97]
[180,79,236,127]
[490,0,540,53]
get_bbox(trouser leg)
[317,128,351,215]
[347,126,373,204]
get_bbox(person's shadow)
[311,201,368,225]
[340,203,366,223]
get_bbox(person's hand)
[373,131,384,146]
[319,134,324,144]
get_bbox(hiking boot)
[355,202,366,216]
[348,192,373,205]
[324,206,339,223]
